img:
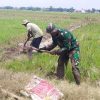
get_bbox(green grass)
[1,10,97,44]
[74,23,100,80]
[3,53,58,77]
[0,10,100,82]
[0,19,24,44]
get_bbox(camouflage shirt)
[51,28,79,52]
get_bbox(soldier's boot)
[72,67,80,85]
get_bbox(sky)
[0,0,100,10]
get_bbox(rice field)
[0,9,100,82]
[0,9,100,100]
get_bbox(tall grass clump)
[74,23,100,81]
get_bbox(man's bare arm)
[24,31,33,46]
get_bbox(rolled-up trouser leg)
[72,66,80,85]
[56,54,69,79]
[70,50,80,85]
[56,58,65,79]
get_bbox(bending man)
[39,23,81,85]
[22,19,43,49]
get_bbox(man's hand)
[22,46,27,53]
[37,49,43,53]
[37,47,47,53]
[49,49,65,55]
[49,50,59,55]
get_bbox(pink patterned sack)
[25,76,64,100]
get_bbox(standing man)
[22,19,43,49]
[39,23,80,85]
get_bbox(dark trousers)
[31,36,43,48]
[56,49,80,85]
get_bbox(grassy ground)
[0,69,100,100]
[0,9,100,99]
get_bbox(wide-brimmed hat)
[22,19,30,25]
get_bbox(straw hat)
[22,19,30,25]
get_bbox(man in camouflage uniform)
[39,23,80,85]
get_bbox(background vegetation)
[0,9,100,83]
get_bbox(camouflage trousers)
[56,48,80,85]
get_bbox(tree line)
[0,6,100,13]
